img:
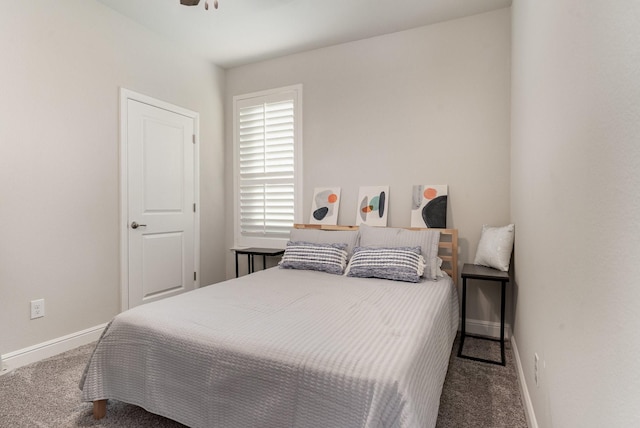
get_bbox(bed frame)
[293,224,458,285]
[92,224,458,420]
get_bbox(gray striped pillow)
[279,241,348,275]
[358,224,440,280]
[346,246,426,283]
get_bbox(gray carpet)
[437,335,528,428]
[0,335,527,428]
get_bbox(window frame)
[232,84,303,249]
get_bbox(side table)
[458,263,510,366]
[233,248,285,278]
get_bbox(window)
[233,85,302,248]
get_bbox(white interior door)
[122,91,199,309]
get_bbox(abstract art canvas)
[356,186,389,226]
[309,187,341,225]
[411,185,448,228]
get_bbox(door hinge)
[194,272,197,281]
[192,134,196,144]
[193,203,196,213]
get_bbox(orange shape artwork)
[423,188,438,200]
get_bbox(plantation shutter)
[235,88,300,243]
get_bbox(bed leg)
[93,399,107,419]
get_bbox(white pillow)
[289,228,360,259]
[473,224,515,272]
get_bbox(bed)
[80,225,459,428]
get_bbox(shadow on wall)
[509,248,518,335]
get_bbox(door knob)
[131,221,147,229]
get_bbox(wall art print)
[411,185,448,228]
[309,187,341,225]
[356,186,389,226]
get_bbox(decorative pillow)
[289,228,360,259]
[436,257,445,278]
[473,224,515,272]
[358,224,440,280]
[346,246,425,283]
[279,241,348,275]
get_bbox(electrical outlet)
[534,353,539,387]
[30,299,45,319]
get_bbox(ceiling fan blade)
[180,0,201,6]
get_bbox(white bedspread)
[80,268,458,428]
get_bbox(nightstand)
[458,263,510,366]
[233,248,285,278]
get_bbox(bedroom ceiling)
[97,0,511,69]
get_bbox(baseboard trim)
[511,334,539,428]
[461,317,512,340]
[0,323,107,374]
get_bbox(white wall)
[0,0,226,354]
[225,9,512,324]
[511,1,640,426]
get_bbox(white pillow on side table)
[473,224,515,272]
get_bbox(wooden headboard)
[293,224,459,285]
